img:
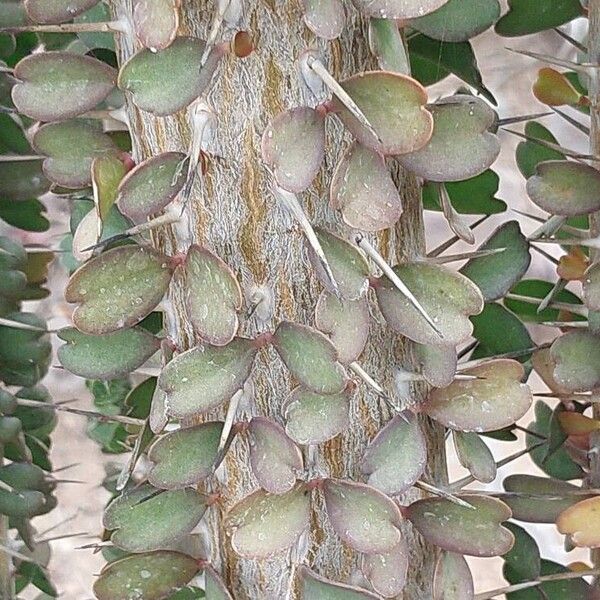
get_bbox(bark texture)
[110,1,447,597]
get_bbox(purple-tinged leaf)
[65,245,173,335]
[315,290,369,364]
[361,540,409,598]
[406,495,514,557]
[248,417,303,494]
[12,52,116,122]
[303,0,345,39]
[423,359,532,432]
[332,71,433,156]
[502,474,590,523]
[147,422,223,489]
[118,37,222,116]
[32,120,117,189]
[57,326,159,380]
[25,0,100,24]
[526,160,600,216]
[360,413,427,496]
[330,142,402,231]
[452,430,496,484]
[226,483,310,558]
[352,0,449,19]
[531,347,571,395]
[299,566,382,599]
[282,385,350,445]
[92,154,126,224]
[398,95,500,182]
[261,107,325,193]
[93,551,199,600]
[205,566,233,600]
[159,338,257,419]
[133,0,180,51]
[322,478,403,554]
[310,228,370,300]
[414,343,457,387]
[273,321,348,394]
[374,262,483,346]
[550,330,600,392]
[184,245,242,346]
[117,152,186,221]
[103,486,207,553]
[433,552,474,600]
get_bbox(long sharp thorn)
[438,183,474,245]
[528,214,567,241]
[216,389,242,459]
[505,47,596,73]
[425,247,506,264]
[0,154,43,162]
[349,362,385,395]
[428,215,490,257]
[552,107,590,135]
[0,317,47,332]
[503,128,600,161]
[512,208,588,237]
[540,320,588,328]
[274,185,340,296]
[201,0,231,65]
[117,421,152,491]
[356,235,444,339]
[81,213,180,252]
[553,27,588,53]
[307,54,382,147]
[533,236,600,249]
[414,480,476,510]
[0,481,14,493]
[0,21,127,35]
[537,278,567,313]
[458,345,542,370]
[0,543,49,569]
[504,292,587,316]
[495,112,552,126]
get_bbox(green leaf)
[353,0,447,18]
[422,169,506,215]
[0,159,49,203]
[495,0,583,37]
[147,422,223,489]
[505,279,585,323]
[0,197,49,232]
[461,221,531,302]
[408,33,496,105]
[502,522,541,585]
[104,485,207,553]
[93,551,200,600]
[74,2,115,51]
[0,113,30,154]
[453,430,496,483]
[412,0,500,42]
[516,122,566,180]
[24,0,101,24]
[159,338,257,419]
[65,245,173,335]
[299,566,381,599]
[471,302,533,363]
[12,51,116,121]
[57,326,160,379]
[551,330,600,392]
[433,552,474,600]
[407,495,514,557]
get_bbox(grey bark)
[110,0,447,597]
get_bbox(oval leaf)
[332,71,433,156]
[352,0,449,19]
[526,160,600,216]
[32,119,118,189]
[557,496,600,547]
[205,566,233,600]
[93,551,199,600]
[423,359,532,432]
[303,0,345,40]
[375,262,484,346]
[12,52,116,122]
[24,0,100,23]
[117,152,187,221]
[584,262,600,311]
[361,541,408,598]
[57,326,159,380]
[65,245,173,335]
[330,142,402,231]
[399,95,500,182]
[414,343,457,387]
[299,566,382,599]
[550,330,600,392]
[282,385,350,445]
[118,37,220,116]
[315,290,369,364]
[103,486,207,553]
[273,321,347,394]
[226,483,310,558]
[261,107,325,193]
[406,495,514,557]
[184,245,242,346]
[248,417,303,494]
[133,0,180,51]
[360,412,427,496]
[147,421,223,489]
[433,552,474,600]
[322,478,403,554]
[453,430,496,483]
[159,338,257,419]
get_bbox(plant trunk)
[111,1,447,597]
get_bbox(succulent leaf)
[24,0,100,24]
[133,0,180,51]
[413,343,457,387]
[361,541,409,598]
[205,566,234,600]
[550,330,600,392]
[432,552,474,600]
[352,0,449,19]
[299,565,382,599]
[556,496,600,547]
[452,430,496,483]
[302,0,345,40]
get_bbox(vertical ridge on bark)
[110,0,446,597]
